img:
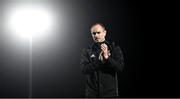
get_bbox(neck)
[95,39,105,43]
[100,39,105,43]
[94,40,106,49]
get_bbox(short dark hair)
[91,23,106,31]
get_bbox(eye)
[97,32,101,34]
[92,32,101,35]
[92,32,96,35]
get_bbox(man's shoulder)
[107,41,123,53]
[107,41,120,48]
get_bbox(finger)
[101,47,107,53]
[101,45,106,50]
[102,44,108,48]
[101,45,107,50]
[101,44,106,48]
[101,47,105,51]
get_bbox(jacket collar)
[89,40,113,51]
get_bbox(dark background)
[0,0,178,98]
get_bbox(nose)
[94,33,98,37]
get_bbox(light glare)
[6,4,54,39]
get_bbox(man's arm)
[80,49,102,75]
[105,46,124,72]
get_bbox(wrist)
[104,54,109,59]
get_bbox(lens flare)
[6,4,54,39]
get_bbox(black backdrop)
[0,0,179,98]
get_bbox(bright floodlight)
[6,4,54,39]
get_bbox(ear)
[104,30,107,36]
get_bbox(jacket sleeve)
[80,49,102,75]
[106,46,124,72]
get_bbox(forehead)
[91,24,104,32]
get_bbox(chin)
[93,40,99,43]
[96,40,101,43]
[94,39,102,43]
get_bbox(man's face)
[91,24,106,43]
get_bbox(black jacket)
[80,41,124,97]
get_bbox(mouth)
[95,38,100,40]
[94,38,101,42]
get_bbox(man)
[80,23,124,97]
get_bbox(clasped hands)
[99,43,110,61]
